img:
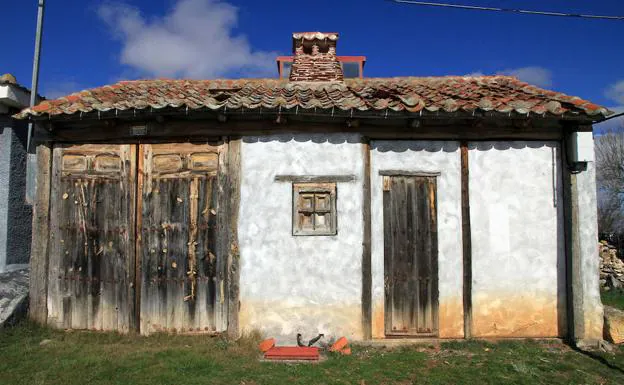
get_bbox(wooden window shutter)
[292,182,337,236]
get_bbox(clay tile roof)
[14,76,611,120]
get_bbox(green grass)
[602,288,624,311]
[2,322,624,385]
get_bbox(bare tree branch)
[595,124,624,236]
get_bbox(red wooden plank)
[264,346,319,360]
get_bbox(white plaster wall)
[469,141,565,337]
[370,141,464,338]
[239,133,364,342]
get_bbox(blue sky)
[4,0,624,127]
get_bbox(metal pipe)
[27,0,45,153]
[593,111,624,124]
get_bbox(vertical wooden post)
[361,139,372,340]
[215,139,228,332]
[561,127,604,344]
[460,141,473,339]
[226,137,241,338]
[560,137,577,342]
[29,142,52,324]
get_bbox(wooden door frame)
[382,173,440,338]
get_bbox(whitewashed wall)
[239,137,574,340]
[370,141,464,338]
[239,133,364,342]
[469,141,565,337]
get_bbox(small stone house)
[0,74,34,273]
[17,32,610,344]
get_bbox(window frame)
[292,182,337,236]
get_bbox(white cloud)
[606,80,624,105]
[464,67,552,87]
[98,0,277,79]
[497,66,553,88]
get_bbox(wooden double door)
[383,175,439,336]
[47,142,225,334]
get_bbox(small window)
[293,183,337,236]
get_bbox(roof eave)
[17,106,606,125]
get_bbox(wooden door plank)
[397,177,410,333]
[121,144,137,333]
[226,138,242,338]
[215,140,229,332]
[187,177,200,331]
[419,179,431,333]
[429,178,439,334]
[406,177,419,333]
[136,144,145,333]
[361,140,372,340]
[195,177,214,332]
[173,177,189,332]
[382,180,393,336]
[71,178,89,330]
[460,142,472,339]
[46,146,63,327]
[29,143,52,325]
[102,178,118,331]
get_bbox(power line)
[388,1,624,21]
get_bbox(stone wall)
[0,125,32,272]
[600,241,624,289]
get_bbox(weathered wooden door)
[47,144,136,331]
[383,175,439,336]
[138,143,221,334]
[47,142,224,334]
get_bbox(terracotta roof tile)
[14,76,611,120]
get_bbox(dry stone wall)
[599,241,624,289]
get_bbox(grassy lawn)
[1,322,624,385]
[602,288,624,311]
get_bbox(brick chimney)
[289,32,344,82]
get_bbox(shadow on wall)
[373,140,551,154]
[242,133,362,145]
[242,135,551,152]
[372,140,459,153]
[472,141,550,151]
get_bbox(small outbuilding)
[17,32,610,344]
[0,74,35,273]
